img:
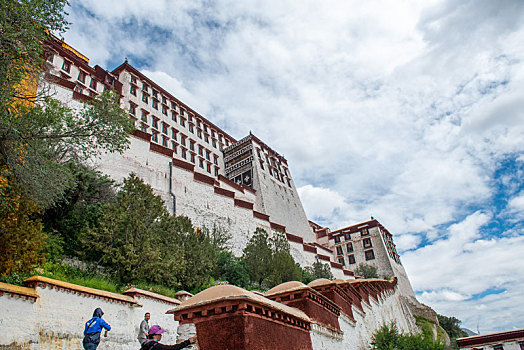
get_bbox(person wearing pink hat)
[140,325,197,350]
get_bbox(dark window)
[142,83,149,91]
[206,151,210,161]
[181,137,186,147]
[171,101,177,109]
[130,85,136,96]
[214,155,218,165]
[214,168,219,176]
[348,255,356,264]
[344,232,351,241]
[204,135,209,143]
[338,257,345,266]
[519,341,524,350]
[336,246,343,255]
[334,235,341,243]
[197,129,202,138]
[363,238,373,249]
[172,142,177,153]
[212,139,217,148]
[172,129,177,139]
[360,228,370,237]
[141,111,147,122]
[365,250,375,261]
[493,345,504,350]
[46,53,54,62]
[142,93,148,103]
[189,124,194,133]
[152,89,158,98]
[171,112,177,122]
[61,60,71,73]
[77,71,86,83]
[190,141,195,151]
[152,99,158,110]
[162,123,168,134]
[74,85,83,94]
[180,118,185,127]
[162,105,167,115]
[152,133,158,142]
[199,159,204,168]
[190,154,195,164]
[162,137,168,147]
[162,96,167,104]
[181,149,187,159]
[129,105,136,116]
[198,147,203,157]
[207,163,211,173]
[90,78,97,90]
[152,119,158,129]
[130,75,137,84]
[347,243,353,253]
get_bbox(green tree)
[437,314,468,349]
[243,228,273,286]
[243,229,302,288]
[355,263,379,279]
[83,174,185,287]
[1,1,134,210]
[266,231,302,287]
[173,217,219,292]
[42,162,116,256]
[304,261,334,281]
[217,251,249,288]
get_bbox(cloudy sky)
[63,0,524,333]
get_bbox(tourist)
[82,308,111,350]
[138,312,151,345]
[140,325,197,350]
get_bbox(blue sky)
[63,0,524,333]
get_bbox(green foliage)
[217,251,249,288]
[42,162,116,256]
[0,0,69,106]
[1,92,134,209]
[304,261,334,281]
[243,228,273,286]
[243,229,302,288]
[355,263,379,279]
[437,314,468,349]
[371,322,445,350]
[174,217,220,292]
[82,174,185,288]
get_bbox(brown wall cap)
[0,281,38,300]
[122,288,180,305]
[24,276,139,306]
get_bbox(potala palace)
[0,36,441,350]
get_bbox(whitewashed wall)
[310,287,417,350]
[0,282,180,350]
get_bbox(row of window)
[128,75,232,149]
[55,55,101,94]
[337,249,375,266]
[255,147,292,188]
[333,228,370,244]
[335,238,373,256]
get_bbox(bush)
[304,261,334,281]
[355,263,378,278]
[371,322,445,350]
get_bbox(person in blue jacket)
[83,308,111,350]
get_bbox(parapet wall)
[1,276,416,350]
[0,277,180,349]
[169,277,418,350]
